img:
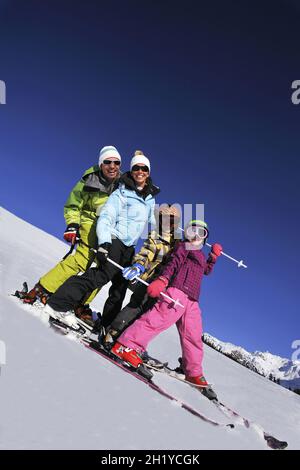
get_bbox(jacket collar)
[83,168,121,194]
[120,171,160,199]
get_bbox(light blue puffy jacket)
[96,173,160,247]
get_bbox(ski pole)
[90,248,184,308]
[205,242,247,269]
[178,228,247,268]
[62,237,78,260]
[107,257,185,308]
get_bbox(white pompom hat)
[130,150,151,174]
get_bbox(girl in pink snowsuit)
[112,220,222,387]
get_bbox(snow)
[0,206,300,450]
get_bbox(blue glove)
[122,263,145,281]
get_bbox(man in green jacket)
[23,145,122,317]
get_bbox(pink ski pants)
[118,287,204,377]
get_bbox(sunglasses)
[102,160,121,166]
[131,165,149,173]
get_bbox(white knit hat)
[130,150,151,173]
[99,146,121,166]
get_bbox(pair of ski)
[12,287,288,451]
[80,337,288,450]
[149,362,288,451]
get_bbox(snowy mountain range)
[0,206,300,450]
[203,333,300,392]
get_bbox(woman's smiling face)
[131,164,149,188]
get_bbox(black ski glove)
[96,243,112,265]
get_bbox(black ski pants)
[47,238,135,316]
[106,275,157,334]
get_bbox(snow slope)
[0,206,300,450]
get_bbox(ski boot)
[74,304,94,327]
[186,375,218,401]
[186,375,210,387]
[111,342,144,368]
[110,342,153,380]
[15,282,50,305]
[44,304,80,330]
[24,283,50,305]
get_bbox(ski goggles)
[131,165,149,173]
[185,225,208,240]
[102,159,121,166]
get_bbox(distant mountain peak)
[203,333,300,392]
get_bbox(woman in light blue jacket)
[45,151,160,329]
[97,167,157,248]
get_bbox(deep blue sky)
[1,0,299,358]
